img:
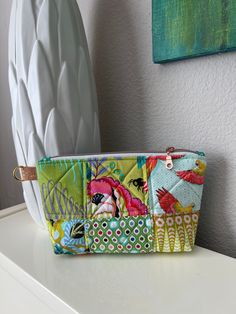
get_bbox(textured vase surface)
[8,0,101,228]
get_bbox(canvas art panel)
[153,0,236,63]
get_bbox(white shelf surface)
[0,207,235,314]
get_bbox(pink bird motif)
[157,188,194,214]
[87,177,148,218]
[176,159,206,185]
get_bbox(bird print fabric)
[157,188,195,214]
[37,151,206,254]
[176,159,206,184]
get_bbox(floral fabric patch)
[47,219,87,255]
[86,157,149,219]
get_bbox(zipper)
[14,147,205,181]
[46,147,205,170]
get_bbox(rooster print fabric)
[37,152,206,254]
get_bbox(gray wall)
[0,0,235,258]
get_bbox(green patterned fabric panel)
[85,215,154,254]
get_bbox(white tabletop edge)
[0,203,26,219]
[0,250,79,314]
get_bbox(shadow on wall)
[197,154,236,258]
[91,0,148,151]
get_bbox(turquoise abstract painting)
[153,0,236,63]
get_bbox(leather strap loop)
[13,166,37,182]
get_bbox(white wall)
[0,0,23,209]
[78,0,236,258]
[0,0,235,258]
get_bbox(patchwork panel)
[38,160,87,220]
[85,215,154,253]
[153,212,199,252]
[86,157,149,219]
[47,219,88,255]
[148,156,206,215]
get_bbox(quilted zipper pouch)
[14,147,206,255]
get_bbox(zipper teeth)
[50,149,202,161]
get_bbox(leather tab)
[13,166,37,182]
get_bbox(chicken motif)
[128,178,148,193]
[176,159,206,185]
[157,188,195,214]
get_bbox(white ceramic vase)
[8,0,101,228]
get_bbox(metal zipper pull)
[165,147,175,170]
